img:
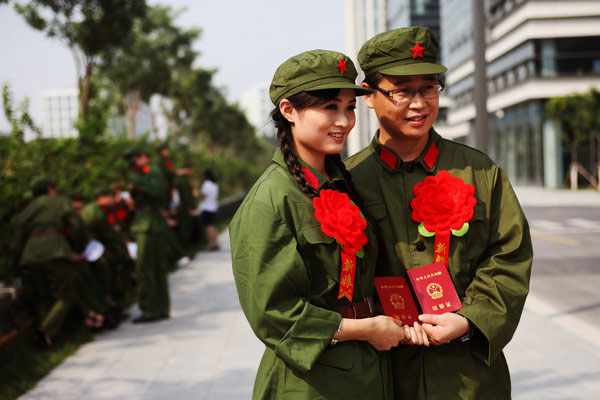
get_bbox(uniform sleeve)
[457,166,533,365]
[230,195,341,374]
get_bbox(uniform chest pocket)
[464,201,488,264]
[298,225,339,283]
[450,201,487,265]
[364,202,387,221]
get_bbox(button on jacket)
[346,130,533,400]
[230,148,392,400]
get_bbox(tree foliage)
[14,0,146,125]
[100,4,200,139]
[545,88,600,163]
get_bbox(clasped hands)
[365,313,469,351]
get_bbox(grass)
[0,318,94,400]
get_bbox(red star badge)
[337,58,348,75]
[410,42,425,59]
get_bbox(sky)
[0,0,346,133]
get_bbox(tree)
[100,5,200,140]
[14,0,146,126]
[546,88,600,189]
[1,84,40,176]
[163,67,215,142]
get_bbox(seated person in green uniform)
[80,186,135,310]
[230,49,423,400]
[10,177,112,347]
[346,26,533,399]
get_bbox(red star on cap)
[337,58,348,75]
[410,42,425,59]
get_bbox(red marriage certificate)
[406,262,462,314]
[374,276,419,325]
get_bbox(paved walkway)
[20,186,600,399]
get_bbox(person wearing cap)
[123,147,171,323]
[346,26,533,399]
[10,177,110,346]
[81,186,135,309]
[230,49,413,400]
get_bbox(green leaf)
[418,222,435,237]
[452,222,469,237]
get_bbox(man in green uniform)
[124,146,171,323]
[81,186,135,309]
[346,27,533,399]
[11,177,110,345]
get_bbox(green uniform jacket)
[346,130,533,400]
[230,149,392,400]
[81,202,130,264]
[130,163,169,234]
[11,194,88,267]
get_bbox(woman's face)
[289,88,357,166]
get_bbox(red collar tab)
[142,165,150,174]
[379,146,398,170]
[165,160,173,170]
[337,58,348,75]
[301,166,319,189]
[411,42,425,59]
[423,141,439,169]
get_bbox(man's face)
[134,153,149,168]
[364,74,439,142]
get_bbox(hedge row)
[0,135,269,283]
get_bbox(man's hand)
[418,313,469,345]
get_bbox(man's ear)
[361,82,375,109]
[279,99,296,123]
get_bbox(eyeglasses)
[372,82,444,103]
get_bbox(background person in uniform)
[123,146,171,323]
[10,177,110,346]
[346,26,533,399]
[197,169,219,251]
[81,186,135,310]
[230,49,415,400]
[173,165,197,252]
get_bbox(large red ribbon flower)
[313,189,368,301]
[411,170,476,267]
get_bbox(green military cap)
[30,176,56,196]
[358,26,447,76]
[122,144,144,159]
[269,49,372,105]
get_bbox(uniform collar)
[272,148,346,190]
[370,129,440,174]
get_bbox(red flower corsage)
[411,170,476,267]
[313,189,368,301]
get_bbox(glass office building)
[441,0,600,187]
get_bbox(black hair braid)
[272,109,319,199]
[329,153,379,230]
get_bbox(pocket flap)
[471,201,486,222]
[300,225,336,245]
[365,202,387,220]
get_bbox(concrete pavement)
[20,186,600,399]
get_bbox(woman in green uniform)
[230,50,407,400]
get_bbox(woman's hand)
[336,316,406,351]
[363,315,407,350]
